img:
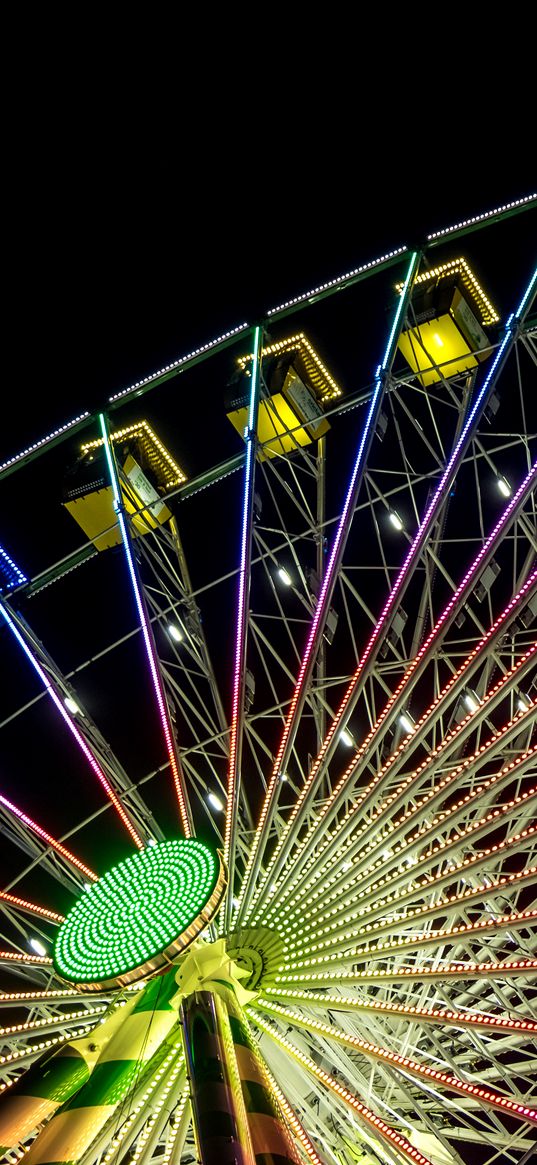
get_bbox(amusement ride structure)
[0,195,535,1165]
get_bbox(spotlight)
[29,937,47,956]
[277,566,292,587]
[463,690,480,713]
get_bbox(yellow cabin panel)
[64,458,172,551]
[396,259,497,387]
[397,313,481,387]
[227,395,329,461]
[64,488,121,552]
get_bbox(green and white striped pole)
[23,969,181,1164]
[177,940,303,1164]
[0,995,135,1154]
[222,985,303,1165]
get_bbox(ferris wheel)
[0,196,536,1165]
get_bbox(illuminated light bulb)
[388,510,403,531]
[277,566,292,587]
[464,690,480,713]
[399,712,415,735]
[168,623,183,643]
[517,693,530,712]
[339,728,354,748]
[64,695,81,715]
[278,772,288,781]
[207,791,224,811]
[29,938,47,956]
[497,475,511,498]
[433,332,444,347]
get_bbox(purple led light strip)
[232,254,420,922]
[303,312,535,760]
[0,790,96,880]
[249,470,537,922]
[242,265,536,919]
[224,328,261,868]
[99,415,191,837]
[0,600,143,849]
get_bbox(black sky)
[4,113,535,461]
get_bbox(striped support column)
[23,969,182,1164]
[224,987,303,1165]
[0,995,136,1153]
[181,985,302,1165]
[181,990,255,1165]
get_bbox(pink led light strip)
[99,414,191,836]
[0,889,65,922]
[234,254,420,920]
[336,694,536,877]
[289,733,537,933]
[0,601,144,849]
[0,791,96,880]
[252,568,533,922]
[245,348,533,908]
[116,509,191,836]
[265,655,536,924]
[256,999,537,1125]
[262,987,537,1034]
[294,466,536,841]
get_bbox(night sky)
[0,97,535,1165]
[4,127,535,460]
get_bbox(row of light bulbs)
[279,906,537,971]
[255,999,537,1122]
[252,556,535,929]
[262,984,537,1034]
[250,1008,434,1165]
[284,737,536,935]
[271,956,537,987]
[239,458,535,929]
[257,629,535,926]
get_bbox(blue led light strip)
[99,414,192,836]
[0,543,27,591]
[233,254,420,927]
[222,325,262,930]
[247,264,537,922]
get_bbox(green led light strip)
[54,840,225,990]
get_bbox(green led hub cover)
[54,839,225,990]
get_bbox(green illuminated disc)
[53,839,224,989]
